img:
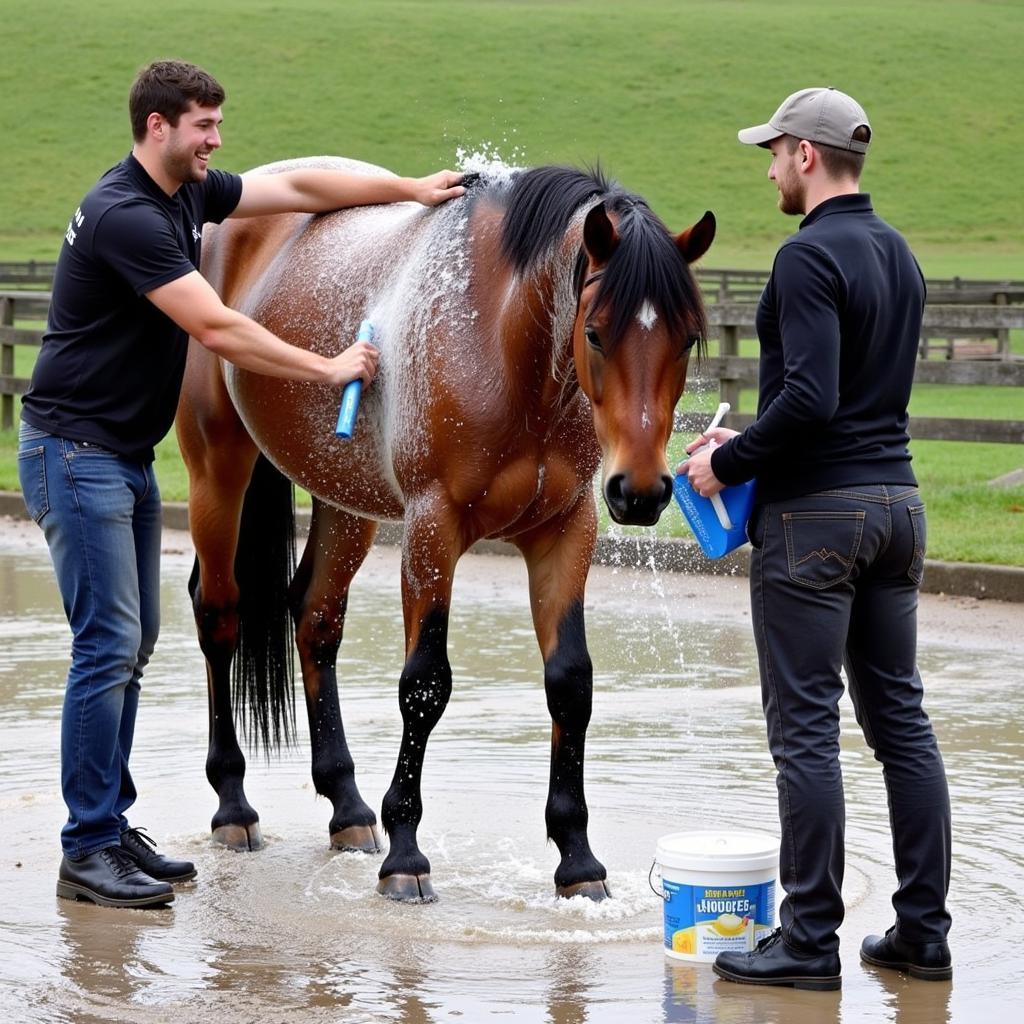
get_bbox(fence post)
[1,296,14,430]
[995,291,1010,359]
[719,323,741,424]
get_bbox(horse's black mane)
[498,165,706,352]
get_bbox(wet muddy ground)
[0,517,1021,1023]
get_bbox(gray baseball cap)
[737,87,871,152]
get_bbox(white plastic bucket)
[652,830,778,962]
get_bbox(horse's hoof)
[557,879,611,901]
[376,873,436,903]
[212,822,264,852]
[331,823,382,853]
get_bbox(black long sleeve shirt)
[711,193,924,503]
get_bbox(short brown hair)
[784,126,869,181]
[129,60,225,141]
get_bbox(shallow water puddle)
[0,527,1020,1023]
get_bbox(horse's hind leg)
[178,374,267,852]
[289,499,381,853]
[514,495,610,900]
[377,493,463,901]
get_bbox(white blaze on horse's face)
[637,300,658,331]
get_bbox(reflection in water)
[545,946,591,1024]
[55,901,179,1020]
[663,961,705,1023]
[0,536,1019,1023]
[862,964,953,1024]
[662,960,843,1024]
[710,976,842,1024]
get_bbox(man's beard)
[777,167,805,216]
[164,144,207,185]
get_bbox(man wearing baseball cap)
[680,88,953,989]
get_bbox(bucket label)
[663,879,775,958]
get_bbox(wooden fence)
[7,261,1022,302]
[693,268,1024,360]
[3,281,1023,442]
[0,261,56,288]
[669,302,1024,444]
[696,266,1024,303]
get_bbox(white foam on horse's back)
[362,199,478,515]
[236,157,480,522]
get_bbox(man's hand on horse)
[326,340,380,389]
[413,170,471,206]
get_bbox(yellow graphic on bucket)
[671,928,696,954]
[711,913,751,937]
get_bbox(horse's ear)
[676,211,716,264]
[583,202,619,263]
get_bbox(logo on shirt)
[191,223,202,243]
[65,207,85,247]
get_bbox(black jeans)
[748,485,951,954]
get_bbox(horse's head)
[499,166,715,526]
[573,198,715,526]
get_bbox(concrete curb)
[2,491,1020,602]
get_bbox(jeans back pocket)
[68,439,117,457]
[907,505,927,585]
[782,510,865,589]
[17,446,49,523]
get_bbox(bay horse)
[177,157,714,901]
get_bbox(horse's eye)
[584,326,603,352]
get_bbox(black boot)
[57,846,174,908]
[713,928,841,991]
[860,926,952,981]
[120,827,197,883]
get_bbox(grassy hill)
[1,0,1021,564]
[2,0,1022,275]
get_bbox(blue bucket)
[672,471,755,560]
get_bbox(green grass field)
[1,0,1021,564]
[2,0,1023,274]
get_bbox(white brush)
[700,402,733,530]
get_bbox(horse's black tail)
[232,453,297,753]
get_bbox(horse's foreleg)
[515,495,609,900]
[377,497,461,902]
[290,500,380,853]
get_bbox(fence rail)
[2,283,1023,440]
[6,261,1023,298]
[696,300,1024,444]
[694,265,1024,298]
[0,261,57,288]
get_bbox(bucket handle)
[649,860,667,901]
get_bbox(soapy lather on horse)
[178,157,715,900]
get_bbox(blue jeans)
[748,485,952,953]
[17,421,161,858]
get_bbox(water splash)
[454,141,527,185]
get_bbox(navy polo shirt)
[711,193,925,503]
[22,154,242,461]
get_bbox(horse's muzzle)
[603,473,674,526]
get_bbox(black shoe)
[860,925,952,981]
[57,846,174,908]
[120,826,197,883]
[713,928,841,991]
